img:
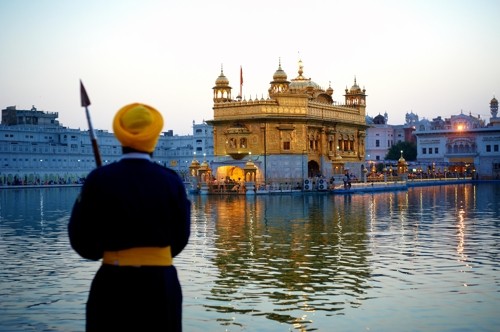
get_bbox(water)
[0,183,499,332]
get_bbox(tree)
[385,141,417,161]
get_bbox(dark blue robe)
[69,157,191,331]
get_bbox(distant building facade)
[414,97,500,179]
[365,111,417,163]
[0,105,212,185]
[365,100,500,180]
[365,112,394,161]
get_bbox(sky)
[1,0,499,135]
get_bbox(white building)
[414,97,500,179]
[0,105,212,185]
[365,112,394,161]
[365,112,414,162]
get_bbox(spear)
[80,80,102,167]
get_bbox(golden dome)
[289,59,322,92]
[349,77,361,92]
[215,67,229,87]
[326,82,334,96]
[398,150,406,163]
[200,160,209,168]
[273,59,288,81]
[290,79,322,91]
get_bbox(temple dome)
[289,79,322,90]
[289,59,322,92]
[215,69,229,86]
[349,78,362,92]
[273,64,288,81]
[373,114,386,125]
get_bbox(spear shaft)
[80,80,102,167]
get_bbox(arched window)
[239,138,247,148]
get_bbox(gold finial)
[298,58,303,77]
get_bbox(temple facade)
[207,59,368,187]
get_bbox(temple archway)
[215,165,245,183]
[308,160,320,177]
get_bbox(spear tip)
[80,79,91,107]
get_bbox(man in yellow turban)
[69,103,191,332]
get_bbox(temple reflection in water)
[184,182,498,329]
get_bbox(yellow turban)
[113,103,164,153]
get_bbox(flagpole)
[80,80,102,167]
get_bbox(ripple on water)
[1,184,500,331]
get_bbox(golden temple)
[206,58,368,187]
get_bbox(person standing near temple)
[68,103,191,331]
[343,171,351,190]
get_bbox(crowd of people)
[0,176,85,186]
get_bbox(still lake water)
[0,183,499,332]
